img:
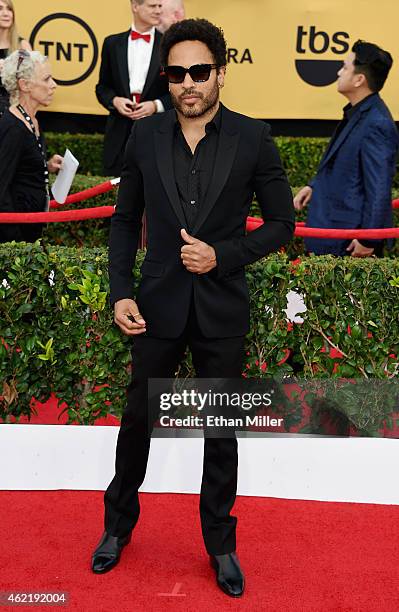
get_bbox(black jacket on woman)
[0,110,47,243]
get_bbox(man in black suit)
[96,0,171,176]
[157,0,185,33]
[92,19,295,597]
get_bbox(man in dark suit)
[96,0,171,176]
[91,19,295,597]
[294,40,399,257]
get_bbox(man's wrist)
[154,99,165,113]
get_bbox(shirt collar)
[174,104,223,133]
[343,92,377,120]
[206,104,222,133]
[130,25,155,37]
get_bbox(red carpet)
[1,492,399,611]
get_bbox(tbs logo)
[295,26,350,87]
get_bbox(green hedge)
[46,134,105,177]
[1,244,398,434]
[45,132,399,188]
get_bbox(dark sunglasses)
[164,63,219,84]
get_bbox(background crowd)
[0,0,398,259]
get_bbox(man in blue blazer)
[294,40,399,257]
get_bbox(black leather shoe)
[91,531,131,574]
[210,552,245,597]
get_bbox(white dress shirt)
[128,25,164,113]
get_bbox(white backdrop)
[1,425,399,505]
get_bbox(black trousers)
[104,303,245,555]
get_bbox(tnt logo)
[29,13,98,86]
[295,26,350,87]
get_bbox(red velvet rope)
[1,208,398,238]
[0,206,114,223]
[49,180,117,209]
[0,178,398,238]
[295,226,399,238]
[246,216,399,238]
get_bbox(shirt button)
[190,200,196,205]
[191,170,196,175]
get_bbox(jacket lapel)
[154,113,187,228]
[117,31,131,99]
[141,31,162,101]
[192,106,240,234]
[319,95,378,170]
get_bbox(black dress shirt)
[173,106,221,231]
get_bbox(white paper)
[51,149,79,204]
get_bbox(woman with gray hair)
[0,49,63,243]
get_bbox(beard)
[171,82,220,118]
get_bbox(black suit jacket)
[96,29,171,174]
[109,105,295,338]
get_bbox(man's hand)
[180,228,217,274]
[114,298,146,336]
[130,101,157,120]
[346,239,375,258]
[294,186,313,210]
[47,154,64,173]
[112,96,137,118]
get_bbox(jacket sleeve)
[95,38,118,111]
[108,123,145,305]
[212,124,295,276]
[359,119,398,247]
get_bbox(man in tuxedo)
[96,0,171,176]
[92,19,295,597]
[157,0,185,33]
[294,40,398,257]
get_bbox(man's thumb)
[181,228,197,244]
